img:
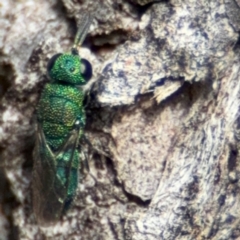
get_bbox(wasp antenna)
[71,48,79,55]
[73,13,92,49]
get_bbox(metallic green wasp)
[33,13,92,225]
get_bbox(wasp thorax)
[47,53,89,85]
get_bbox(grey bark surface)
[0,0,240,239]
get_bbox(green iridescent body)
[37,82,85,151]
[33,15,92,225]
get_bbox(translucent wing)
[32,122,81,225]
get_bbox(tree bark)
[0,0,240,239]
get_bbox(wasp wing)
[33,123,81,225]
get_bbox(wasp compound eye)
[81,58,92,82]
[47,53,63,75]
